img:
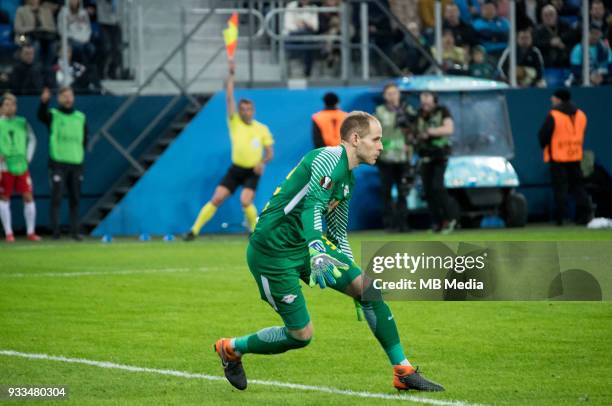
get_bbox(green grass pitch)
[1,226,611,405]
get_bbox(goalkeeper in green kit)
[214,112,444,392]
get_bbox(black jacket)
[498,45,545,84]
[9,62,45,95]
[443,20,478,47]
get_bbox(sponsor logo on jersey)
[319,176,332,190]
[343,184,349,197]
[281,294,298,304]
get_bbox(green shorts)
[246,240,362,330]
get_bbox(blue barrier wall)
[7,95,186,230]
[94,86,612,236]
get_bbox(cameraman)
[415,91,455,233]
[374,83,417,232]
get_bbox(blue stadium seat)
[0,23,16,50]
[559,15,578,27]
[544,68,571,88]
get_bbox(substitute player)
[0,93,41,242]
[184,61,273,240]
[214,112,444,392]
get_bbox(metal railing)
[263,5,348,81]
[263,0,440,82]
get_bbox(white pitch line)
[0,350,482,406]
[0,267,215,278]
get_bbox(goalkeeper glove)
[308,240,350,289]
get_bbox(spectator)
[534,5,575,68]
[14,0,57,67]
[415,91,455,234]
[569,26,611,86]
[312,92,347,148]
[443,3,478,48]
[454,0,481,23]
[589,0,609,40]
[391,22,430,75]
[538,88,592,225]
[38,86,88,240]
[469,45,496,78]
[432,29,467,74]
[497,0,510,18]
[53,45,101,93]
[318,0,341,75]
[498,29,545,87]
[472,0,510,56]
[95,0,124,80]
[284,0,319,77]
[58,0,94,65]
[389,0,419,28]
[374,84,416,232]
[418,0,453,30]
[9,45,46,95]
[42,0,62,17]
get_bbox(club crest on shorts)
[319,176,332,190]
[281,294,297,304]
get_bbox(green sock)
[234,326,310,355]
[359,300,407,365]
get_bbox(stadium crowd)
[0,0,125,95]
[284,0,612,87]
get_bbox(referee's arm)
[226,61,236,118]
[263,145,274,164]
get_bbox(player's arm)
[263,145,273,164]
[37,87,52,129]
[262,126,274,164]
[225,61,236,118]
[301,151,336,243]
[26,123,36,163]
[254,128,275,175]
[325,198,353,261]
[301,150,350,288]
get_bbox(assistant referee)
[184,61,274,240]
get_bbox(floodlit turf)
[1,226,611,405]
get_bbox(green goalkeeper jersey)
[250,145,355,260]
